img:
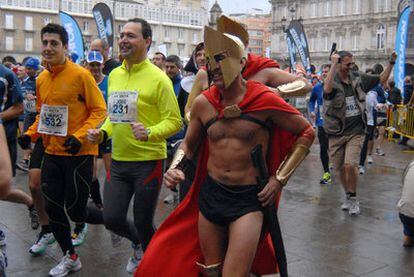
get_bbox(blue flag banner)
[288,20,311,74]
[286,33,297,72]
[92,2,114,55]
[394,5,412,91]
[59,11,85,63]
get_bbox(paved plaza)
[1,140,414,277]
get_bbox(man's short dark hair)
[165,55,182,69]
[41,23,68,46]
[338,50,353,59]
[322,64,331,70]
[2,56,16,65]
[127,18,152,39]
[154,52,166,60]
[389,80,395,88]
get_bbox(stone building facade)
[269,0,414,73]
[0,0,209,62]
[230,13,272,57]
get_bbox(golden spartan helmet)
[204,26,246,89]
[217,15,249,48]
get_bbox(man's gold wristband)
[170,149,186,170]
[275,143,310,186]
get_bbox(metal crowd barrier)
[386,105,414,140]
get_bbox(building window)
[164,27,170,38]
[5,14,13,29]
[83,21,89,32]
[338,35,343,50]
[25,37,33,51]
[192,32,198,43]
[25,16,33,31]
[324,36,328,51]
[352,33,359,50]
[178,29,183,39]
[324,1,331,17]
[376,24,386,49]
[178,44,184,57]
[309,37,315,51]
[5,36,13,50]
[384,0,390,11]
[118,24,124,34]
[44,17,51,25]
[353,0,360,14]
[339,0,345,15]
[311,3,317,18]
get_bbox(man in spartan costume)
[135,25,314,276]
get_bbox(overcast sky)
[208,0,271,14]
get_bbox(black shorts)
[98,139,112,158]
[29,139,45,169]
[199,174,263,226]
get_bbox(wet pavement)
[1,140,414,277]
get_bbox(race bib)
[345,96,361,117]
[38,105,68,136]
[108,91,138,123]
[24,99,36,113]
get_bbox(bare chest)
[207,117,267,143]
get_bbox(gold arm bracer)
[170,149,186,170]
[275,143,310,186]
[185,111,191,124]
[276,79,308,98]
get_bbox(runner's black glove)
[63,136,82,155]
[18,135,31,150]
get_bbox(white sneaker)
[376,148,385,156]
[341,197,351,211]
[126,243,143,274]
[29,232,55,255]
[358,166,365,175]
[48,252,81,277]
[163,191,178,204]
[71,224,87,247]
[348,197,360,216]
[367,155,373,164]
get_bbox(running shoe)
[126,243,143,274]
[341,197,351,211]
[29,207,40,230]
[29,231,55,255]
[358,166,365,175]
[367,155,373,164]
[48,252,81,277]
[319,172,331,184]
[375,148,385,156]
[71,224,87,247]
[16,159,29,172]
[348,197,360,216]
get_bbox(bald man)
[90,38,121,75]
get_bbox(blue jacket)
[309,82,324,127]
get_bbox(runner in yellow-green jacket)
[87,18,182,274]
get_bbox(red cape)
[135,81,299,277]
[242,53,280,79]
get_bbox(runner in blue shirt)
[309,64,331,184]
